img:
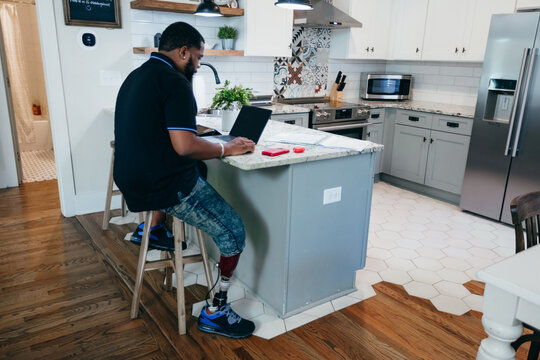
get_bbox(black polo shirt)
[113,52,199,212]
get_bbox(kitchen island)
[198,116,382,317]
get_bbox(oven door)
[313,121,370,140]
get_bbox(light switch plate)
[323,186,342,205]
[100,70,122,86]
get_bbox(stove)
[278,97,371,140]
[278,97,370,126]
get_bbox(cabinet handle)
[366,47,370,52]
[370,47,374,52]
[367,132,371,137]
[446,121,459,128]
[455,47,459,53]
[430,138,434,144]
[284,120,296,124]
[462,47,466,53]
[371,113,380,119]
[416,47,420,53]
[423,137,427,142]
[408,116,420,122]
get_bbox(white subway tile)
[130,9,154,23]
[386,64,411,74]
[413,83,437,92]
[130,22,163,36]
[473,66,484,77]
[454,76,480,87]
[409,64,439,75]
[439,66,474,77]
[436,85,470,95]
[132,34,153,47]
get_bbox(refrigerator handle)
[511,47,537,158]
[505,48,530,156]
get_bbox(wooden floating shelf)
[133,47,244,57]
[130,0,244,17]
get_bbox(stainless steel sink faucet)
[200,62,220,84]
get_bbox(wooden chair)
[130,213,215,335]
[509,191,540,360]
[102,140,142,230]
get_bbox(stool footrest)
[144,259,174,271]
[182,254,204,265]
[112,190,122,196]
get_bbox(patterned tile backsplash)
[274,27,332,99]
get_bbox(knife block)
[329,82,339,102]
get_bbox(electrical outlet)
[323,186,342,205]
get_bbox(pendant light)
[195,0,223,17]
[274,0,313,10]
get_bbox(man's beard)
[184,56,197,82]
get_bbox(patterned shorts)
[162,177,246,257]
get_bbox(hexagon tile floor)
[116,181,516,340]
[359,181,515,317]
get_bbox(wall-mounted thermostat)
[82,33,96,47]
[77,29,98,51]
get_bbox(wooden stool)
[130,213,215,335]
[102,140,142,230]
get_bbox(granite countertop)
[258,103,310,115]
[197,116,383,171]
[345,98,476,118]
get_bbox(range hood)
[293,0,362,28]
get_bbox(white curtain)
[0,2,36,143]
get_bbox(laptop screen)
[229,106,273,144]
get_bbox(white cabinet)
[270,113,309,128]
[422,0,474,61]
[390,110,473,194]
[331,0,393,59]
[389,0,429,60]
[516,0,540,10]
[233,0,293,57]
[422,0,515,61]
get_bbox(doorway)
[0,0,56,184]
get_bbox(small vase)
[221,109,240,132]
[221,38,235,50]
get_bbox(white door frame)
[0,14,21,188]
[35,0,76,216]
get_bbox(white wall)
[386,61,482,107]
[35,0,133,215]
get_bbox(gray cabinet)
[366,123,384,174]
[391,124,431,183]
[425,130,470,194]
[270,113,309,128]
[390,110,472,194]
[366,108,385,175]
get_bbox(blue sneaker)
[130,222,186,251]
[198,304,255,339]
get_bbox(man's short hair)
[158,22,205,51]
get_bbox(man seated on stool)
[113,21,256,339]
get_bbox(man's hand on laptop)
[224,137,255,156]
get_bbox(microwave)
[360,73,412,100]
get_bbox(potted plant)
[218,25,238,50]
[211,80,252,131]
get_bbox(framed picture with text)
[63,0,121,28]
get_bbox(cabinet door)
[270,113,309,128]
[366,123,384,174]
[422,0,473,61]
[516,0,540,9]
[331,0,392,59]
[243,0,293,57]
[463,0,516,61]
[390,0,429,60]
[425,130,471,194]
[390,124,431,183]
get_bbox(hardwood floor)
[0,181,531,359]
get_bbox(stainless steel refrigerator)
[460,13,540,224]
